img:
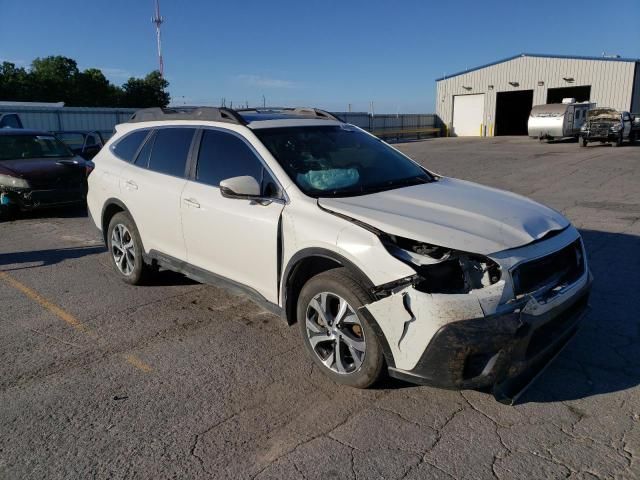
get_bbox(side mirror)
[219,175,261,199]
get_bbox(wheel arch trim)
[280,248,376,322]
[101,198,136,245]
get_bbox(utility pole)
[262,95,266,108]
[152,0,165,76]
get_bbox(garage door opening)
[495,90,534,136]
[452,94,485,136]
[546,85,591,104]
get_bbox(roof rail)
[128,107,247,125]
[236,107,344,122]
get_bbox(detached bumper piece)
[388,275,592,405]
[0,187,86,211]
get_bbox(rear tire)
[297,267,384,389]
[107,212,151,285]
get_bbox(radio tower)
[152,0,164,76]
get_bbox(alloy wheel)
[111,223,136,276]
[305,292,366,374]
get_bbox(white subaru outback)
[88,107,592,403]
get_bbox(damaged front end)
[375,233,503,296]
[0,184,35,213]
[360,229,592,404]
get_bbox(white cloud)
[236,74,297,89]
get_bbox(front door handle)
[125,180,138,190]
[183,197,201,208]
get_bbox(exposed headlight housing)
[382,234,502,294]
[610,123,623,131]
[0,174,29,189]
[580,124,588,131]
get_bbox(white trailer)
[528,99,594,141]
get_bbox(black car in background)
[0,129,93,216]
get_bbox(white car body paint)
[278,194,415,300]
[363,290,486,371]
[319,177,569,255]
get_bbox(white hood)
[319,177,569,255]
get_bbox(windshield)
[0,134,74,161]
[254,125,433,197]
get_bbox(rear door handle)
[183,197,200,208]
[125,180,138,190]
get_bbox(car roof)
[0,128,52,136]
[246,118,343,129]
[124,107,344,129]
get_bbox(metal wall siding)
[436,57,638,134]
[0,106,137,138]
[1,107,437,136]
[334,112,437,131]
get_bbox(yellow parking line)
[0,270,151,373]
[0,271,90,333]
[122,354,153,372]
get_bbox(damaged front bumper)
[0,186,86,211]
[363,270,592,404]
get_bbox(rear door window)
[112,129,149,161]
[147,128,195,178]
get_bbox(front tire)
[613,133,623,147]
[297,268,384,388]
[579,136,588,147]
[107,212,150,285]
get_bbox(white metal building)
[436,53,640,136]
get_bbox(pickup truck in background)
[579,108,639,147]
[54,130,105,160]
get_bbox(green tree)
[75,68,121,107]
[0,62,32,101]
[30,56,80,103]
[0,56,170,108]
[121,71,170,108]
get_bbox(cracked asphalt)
[1,136,639,479]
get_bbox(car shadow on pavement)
[1,204,89,222]
[143,269,199,287]
[0,246,106,272]
[521,228,640,403]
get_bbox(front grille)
[512,239,585,298]
[590,123,611,136]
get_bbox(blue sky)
[1,0,638,113]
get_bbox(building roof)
[436,53,640,82]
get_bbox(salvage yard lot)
[1,137,639,479]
